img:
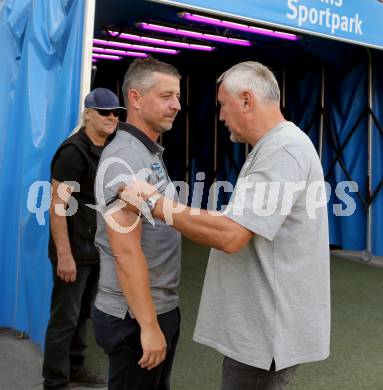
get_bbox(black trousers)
[92,306,180,390]
[42,264,99,390]
[221,356,298,390]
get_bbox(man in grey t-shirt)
[92,58,182,390]
[120,61,330,390]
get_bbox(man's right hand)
[118,179,158,212]
[138,323,167,370]
[57,253,77,282]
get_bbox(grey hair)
[68,110,86,136]
[122,57,181,108]
[79,110,87,127]
[218,61,280,104]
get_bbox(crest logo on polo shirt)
[151,162,165,179]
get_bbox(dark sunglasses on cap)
[93,108,121,117]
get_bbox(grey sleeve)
[224,147,303,241]
[95,148,151,209]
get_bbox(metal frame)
[78,0,96,118]
[319,66,325,162]
[364,51,373,261]
[185,74,190,183]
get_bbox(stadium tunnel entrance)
[91,0,383,254]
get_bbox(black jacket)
[48,128,104,264]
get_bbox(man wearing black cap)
[43,88,125,390]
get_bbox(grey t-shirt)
[193,122,331,371]
[94,126,181,319]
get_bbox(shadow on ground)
[2,239,383,389]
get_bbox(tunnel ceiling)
[94,0,364,68]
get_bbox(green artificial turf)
[86,239,383,389]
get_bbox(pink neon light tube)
[93,47,148,58]
[180,13,299,41]
[107,30,215,51]
[92,53,122,61]
[137,23,251,46]
[93,39,178,54]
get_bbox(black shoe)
[70,367,106,388]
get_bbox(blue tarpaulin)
[0,0,85,347]
[322,59,368,250]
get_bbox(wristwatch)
[145,193,162,211]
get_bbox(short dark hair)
[122,57,181,107]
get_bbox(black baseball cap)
[84,88,125,110]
